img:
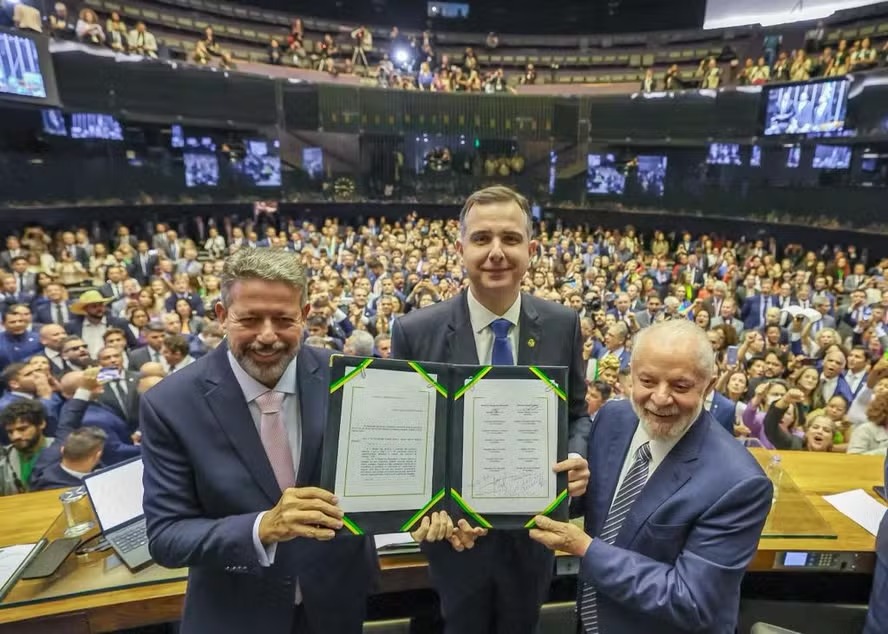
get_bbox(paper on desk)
[822,489,887,536]
[373,533,417,551]
[0,543,39,600]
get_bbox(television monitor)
[427,2,470,18]
[586,153,625,195]
[184,152,219,187]
[303,147,323,179]
[707,143,742,166]
[763,78,849,136]
[636,155,667,197]
[41,109,67,137]
[750,145,762,167]
[812,145,851,169]
[0,27,59,105]
[70,113,124,141]
[170,124,184,148]
[236,138,281,187]
[786,144,801,168]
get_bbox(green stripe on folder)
[523,489,569,529]
[407,361,448,397]
[453,366,493,400]
[528,366,567,401]
[450,489,493,529]
[329,358,373,393]
[341,515,364,535]
[399,489,447,532]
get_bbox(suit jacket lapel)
[615,415,707,549]
[593,420,636,535]
[445,292,480,364]
[203,347,281,505]
[517,293,542,366]
[296,348,325,486]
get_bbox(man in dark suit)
[740,279,776,331]
[163,275,205,316]
[94,346,140,429]
[9,257,36,294]
[0,235,25,272]
[864,455,888,633]
[98,265,128,300]
[31,426,106,491]
[707,390,737,433]
[391,186,591,634]
[529,319,772,634]
[35,283,72,326]
[128,323,166,371]
[38,324,70,377]
[128,241,159,286]
[141,248,376,634]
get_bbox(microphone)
[2,445,27,494]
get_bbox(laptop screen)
[84,458,145,532]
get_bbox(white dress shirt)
[820,376,838,403]
[81,318,108,357]
[228,352,303,602]
[610,419,689,509]
[846,370,867,396]
[466,289,521,365]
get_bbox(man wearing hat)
[65,290,137,358]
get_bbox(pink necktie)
[255,391,295,492]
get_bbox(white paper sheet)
[334,368,437,513]
[0,543,39,597]
[822,489,887,536]
[460,378,558,515]
[373,533,417,551]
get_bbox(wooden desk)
[0,451,883,633]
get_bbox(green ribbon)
[528,366,567,401]
[407,361,448,397]
[453,366,493,400]
[450,488,493,529]
[523,489,569,529]
[399,489,447,532]
[329,358,373,393]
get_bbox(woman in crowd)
[175,298,203,336]
[764,388,834,451]
[127,307,150,343]
[848,392,888,455]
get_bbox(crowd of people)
[0,204,885,495]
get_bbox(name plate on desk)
[772,551,875,573]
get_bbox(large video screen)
[586,153,625,195]
[812,145,852,169]
[707,143,742,166]
[763,78,849,136]
[786,144,801,168]
[705,0,885,29]
[636,155,667,197]
[0,29,56,103]
[70,113,124,141]
[184,152,219,187]
[41,109,67,137]
[234,139,281,187]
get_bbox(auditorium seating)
[67,0,888,91]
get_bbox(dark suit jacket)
[95,370,140,429]
[573,400,771,633]
[30,462,85,491]
[128,254,158,285]
[391,291,591,456]
[740,294,776,330]
[140,344,376,634]
[708,391,736,434]
[57,397,140,465]
[65,316,138,349]
[865,456,888,634]
[35,301,73,326]
[128,345,160,371]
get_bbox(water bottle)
[766,455,783,505]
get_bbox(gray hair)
[458,185,533,238]
[663,296,680,309]
[62,427,107,461]
[345,330,375,357]
[220,248,308,308]
[632,319,716,382]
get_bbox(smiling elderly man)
[530,319,772,634]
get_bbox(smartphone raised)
[725,345,739,366]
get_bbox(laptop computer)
[83,456,153,572]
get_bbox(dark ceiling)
[227,0,707,34]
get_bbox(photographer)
[351,25,372,69]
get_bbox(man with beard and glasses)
[140,248,376,634]
[528,319,772,634]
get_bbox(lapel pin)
[527,338,536,348]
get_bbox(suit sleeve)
[567,311,592,456]
[579,475,772,631]
[140,395,262,573]
[390,317,412,361]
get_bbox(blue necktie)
[580,442,652,633]
[489,318,514,366]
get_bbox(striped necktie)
[579,442,652,633]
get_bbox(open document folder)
[321,356,569,536]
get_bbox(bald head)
[138,375,164,394]
[60,371,83,398]
[138,362,166,378]
[632,320,715,383]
